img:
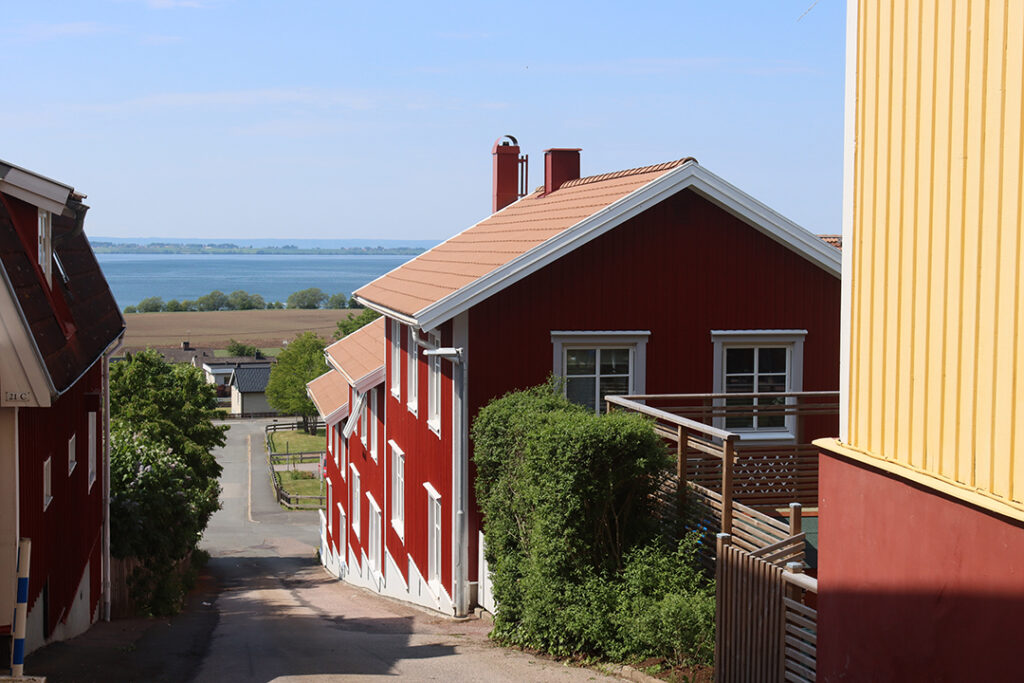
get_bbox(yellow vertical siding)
[848,0,1024,511]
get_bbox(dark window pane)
[566,376,596,412]
[725,375,754,393]
[599,376,629,402]
[758,396,786,428]
[757,374,787,393]
[758,347,787,374]
[725,347,754,374]
[566,349,596,375]
[725,397,754,429]
[600,348,630,375]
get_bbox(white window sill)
[391,388,400,399]
[352,525,360,539]
[427,419,441,438]
[391,519,404,541]
[407,402,418,416]
[68,462,77,475]
[89,473,97,490]
[732,430,797,444]
[43,495,53,511]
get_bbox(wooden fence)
[715,534,817,683]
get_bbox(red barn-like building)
[310,141,841,615]
[0,160,125,653]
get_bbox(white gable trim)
[398,161,841,331]
[0,263,54,407]
[0,165,72,215]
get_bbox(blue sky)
[2,0,846,241]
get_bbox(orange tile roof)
[819,234,842,250]
[324,316,385,386]
[356,160,690,318]
[306,370,348,420]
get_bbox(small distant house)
[0,159,124,653]
[310,139,841,616]
[203,357,272,388]
[229,363,275,416]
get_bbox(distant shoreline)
[92,241,425,256]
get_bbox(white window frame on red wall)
[391,319,401,399]
[389,440,405,540]
[367,493,382,578]
[424,482,442,593]
[551,331,650,414]
[37,209,52,287]
[369,387,379,461]
[427,331,441,434]
[68,433,77,474]
[350,464,361,538]
[43,457,52,510]
[407,328,419,414]
[87,411,97,489]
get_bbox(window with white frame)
[327,478,334,535]
[350,465,361,537]
[88,411,97,488]
[425,484,442,591]
[43,457,53,510]
[369,388,379,461]
[339,423,347,478]
[336,503,345,551]
[551,332,649,414]
[711,330,806,439]
[359,391,368,447]
[391,320,401,398]
[38,209,52,287]
[68,433,77,474]
[427,331,441,432]
[367,494,382,576]
[390,440,405,538]
[407,328,419,414]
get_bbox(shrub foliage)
[472,382,714,666]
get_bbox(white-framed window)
[427,331,441,433]
[336,502,345,550]
[424,482,442,592]
[68,433,77,474]
[407,328,419,414]
[350,465,361,538]
[43,457,53,510]
[551,331,650,414]
[711,330,806,440]
[367,493,382,576]
[369,388,378,461]
[87,411,97,488]
[335,424,346,476]
[359,391,368,447]
[391,319,402,398]
[37,209,52,287]
[390,440,405,539]
[327,478,334,535]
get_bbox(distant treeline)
[124,287,357,313]
[94,241,425,256]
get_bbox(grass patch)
[268,429,324,454]
[276,469,325,498]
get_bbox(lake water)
[96,253,415,309]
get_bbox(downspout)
[424,346,468,617]
[101,334,123,622]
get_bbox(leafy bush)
[334,307,381,339]
[472,382,713,667]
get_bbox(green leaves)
[265,331,327,425]
[333,307,381,339]
[471,381,712,666]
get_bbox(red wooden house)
[311,140,841,616]
[0,160,125,654]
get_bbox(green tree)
[164,299,184,312]
[181,300,197,311]
[226,339,260,357]
[124,305,138,314]
[137,296,165,313]
[227,289,265,310]
[287,287,327,310]
[265,332,327,433]
[334,307,381,339]
[269,301,284,310]
[110,349,227,483]
[326,292,348,309]
[196,290,228,311]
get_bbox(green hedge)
[472,382,714,667]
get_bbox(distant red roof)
[819,234,842,250]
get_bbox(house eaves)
[0,162,74,216]
[357,161,841,332]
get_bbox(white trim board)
[363,161,841,331]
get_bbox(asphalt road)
[26,420,618,682]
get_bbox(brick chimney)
[543,148,581,195]
[492,135,526,213]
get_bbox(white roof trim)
[353,365,385,395]
[400,161,840,331]
[324,403,349,426]
[0,165,73,215]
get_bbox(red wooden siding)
[384,319,455,596]
[18,363,104,637]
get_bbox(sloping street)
[26,420,617,682]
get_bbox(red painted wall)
[467,189,841,571]
[18,363,104,637]
[817,454,1024,682]
[384,320,454,596]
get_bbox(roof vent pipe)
[543,148,581,195]
[491,135,528,213]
